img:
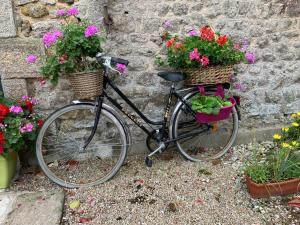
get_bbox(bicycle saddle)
[157,71,186,82]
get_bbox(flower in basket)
[0,96,43,157]
[155,23,256,72]
[26,7,104,85]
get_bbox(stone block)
[286,0,300,17]
[32,20,61,37]
[0,0,17,38]
[0,38,44,79]
[2,79,28,100]
[20,3,49,18]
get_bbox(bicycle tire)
[36,103,128,188]
[171,90,239,161]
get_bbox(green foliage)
[244,113,300,184]
[191,94,232,115]
[40,20,104,85]
[0,97,43,156]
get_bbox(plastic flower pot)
[0,151,17,189]
[246,176,300,199]
[195,97,236,123]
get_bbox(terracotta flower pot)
[0,151,17,189]
[246,176,300,199]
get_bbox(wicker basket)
[183,65,234,86]
[68,71,103,99]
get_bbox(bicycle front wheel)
[36,103,128,188]
[171,90,239,161]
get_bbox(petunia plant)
[27,7,104,85]
[156,23,255,69]
[0,96,43,156]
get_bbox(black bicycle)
[36,53,239,188]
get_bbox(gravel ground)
[11,143,300,225]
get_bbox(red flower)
[199,56,209,66]
[200,27,215,41]
[25,99,33,113]
[38,119,44,128]
[166,38,175,48]
[216,35,227,45]
[174,43,183,49]
[0,132,4,155]
[0,104,9,122]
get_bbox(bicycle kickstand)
[145,142,166,167]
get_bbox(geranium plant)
[156,23,255,69]
[0,96,43,157]
[27,7,104,85]
[244,113,300,184]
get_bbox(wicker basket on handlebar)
[68,70,103,99]
[183,65,234,86]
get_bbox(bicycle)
[36,53,240,188]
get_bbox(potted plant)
[0,96,43,189]
[244,113,300,198]
[27,7,105,99]
[156,22,255,85]
[191,85,236,123]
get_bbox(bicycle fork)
[81,96,104,151]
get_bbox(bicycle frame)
[102,73,194,138]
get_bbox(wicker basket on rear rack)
[183,65,233,86]
[68,70,103,99]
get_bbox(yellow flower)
[291,141,298,146]
[291,113,297,117]
[297,112,300,116]
[292,122,299,127]
[281,127,289,132]
[281,143,291,148]
[273,134,282,140]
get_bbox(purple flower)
[116,63,126,73]
[234,82,243,91]
[241,39,249,52]
[187,29,198,37]
[163,20,172,29]
[84,25,99,38]
[246,52,256,64]
[56,9,66,17]
[19,123,33,134]
[67,7,78,16]
[31,97,38,105]
[9,106,23,114]
[42,32,57,47]
[26,54,37,64]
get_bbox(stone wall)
[0,0,300,147]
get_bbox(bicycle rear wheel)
[171,90,238,161]
[36,103,128,188]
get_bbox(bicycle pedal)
[145,157,153,167]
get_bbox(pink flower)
[56,9,66,16]
[234,43,240,49]
[189,48,200,61]
[26,55,37,64]
[0,123,4,128]
[42,32,57,47]
[19,123,33,134]
[21,95,29,101]
[53,30,63,38]
[200,56,209,66]
[9,106,23,114]
[67,7,78,16]
[187,29,198,37]
[163,20,172,29]
[84,25,99,38]
[31,97,38,105]
[116,63,126,73]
